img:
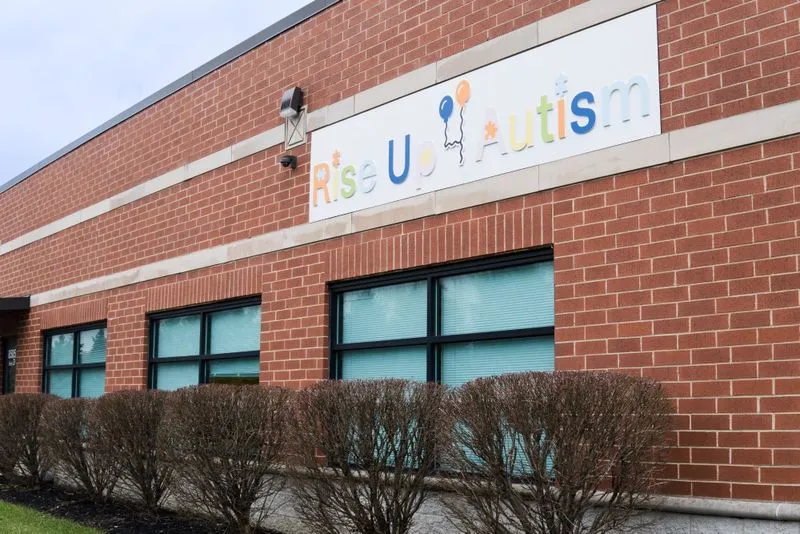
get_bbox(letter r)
[312,163,331,206]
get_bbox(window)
[43,324,107,398]
[149,298,261,390]
[330,249,554,385]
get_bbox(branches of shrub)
[93,390,173,512]
[0,393,53,486]
[290,379,449,534]
[161,384,291,534]
[41,398,119,501]
[443,371,673,534]
[0,371,671,534]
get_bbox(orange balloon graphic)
[455,80,470,107]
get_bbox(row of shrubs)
[0,372,672,534]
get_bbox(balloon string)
[443,122,460,149]
[458,107,464,165]
[443,108,466,165]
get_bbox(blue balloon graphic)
[439,95,454,122]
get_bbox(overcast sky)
[0,0,312,187]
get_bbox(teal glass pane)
[453,425,552,478]
[156,315,201,358]
[342,281,426,343]
[441,337,554,387]
[79,328,107,364]
[154,361,199,391]
[49,334,74,366]
[208,357,259,385]
[341,346,427,381]
[78,368,105,398]
[47,369,73,398]
[440,262,554,335]
[209,306,261,355]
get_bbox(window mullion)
[199,312,208,384]
[337,293,344,379]
[335,289,344,379]
[150,320,159,362]
[426,277,436,383]
[329,292,339,380]
[200,312,208,357]
[72,332,79,397]
[42,336,49,394]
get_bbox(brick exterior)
[1,0,799,503]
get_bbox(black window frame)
[329,248,555,381]
[147,296,262,389]
[42,321,108,398]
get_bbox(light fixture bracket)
[279,87,304,119]
[285,105,307,149]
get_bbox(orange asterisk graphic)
[332,149,341,167]
[484,121,498,141]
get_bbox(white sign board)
[309,6,660,222]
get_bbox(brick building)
[1,0,799,529]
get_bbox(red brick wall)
[659,0,800,130]
[11,136,800,501]
[0,145,301,295]
[0,0,797,247]
[552,135,800,502]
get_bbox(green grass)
[0,501,102,534]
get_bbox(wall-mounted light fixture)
[279,155,298,169]
[279,87,304,119]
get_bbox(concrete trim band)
[276,466,800,522]
[644,495,800,522]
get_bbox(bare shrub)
[444,371,672,534]
[93,390,172,512]
[0,393,53,486]
[160,384,290,534]
[290,379,449,534]
[41,398,119,501]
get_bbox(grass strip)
[0,500,102,534]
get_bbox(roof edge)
[0,297,30,311]
[0,0,341,195]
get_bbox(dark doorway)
[2,338,17,394]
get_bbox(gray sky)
[0,0,312,186]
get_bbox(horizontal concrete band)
[60,461,800,527]
[28,98,800,307]
[426,475,800,522]
[285,467,800,522]
[644,495,800,522]
[0,0,662,258]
